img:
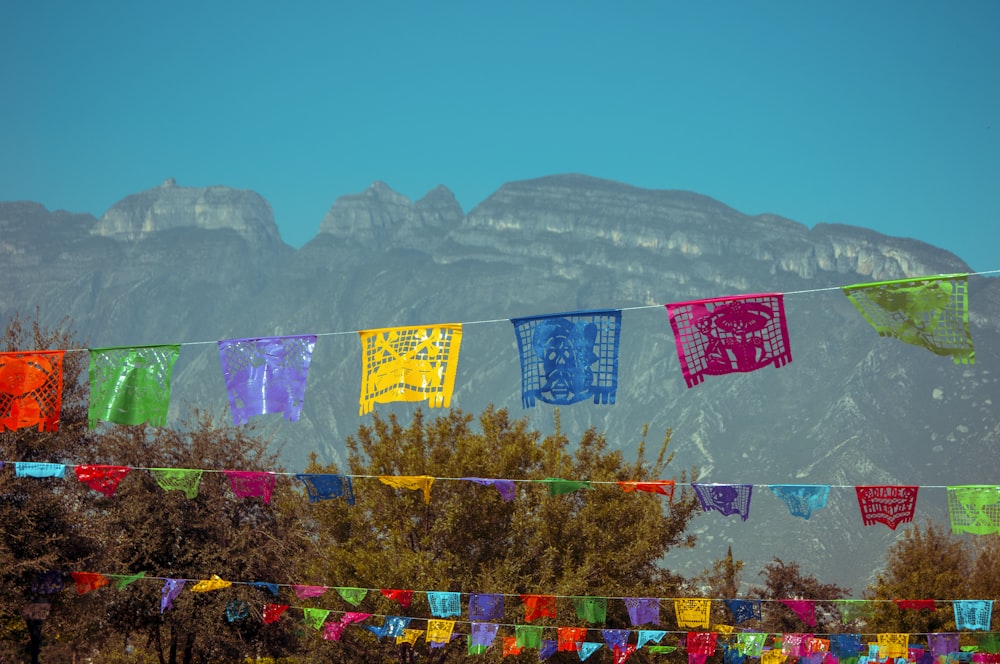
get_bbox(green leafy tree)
[297,407,701,663]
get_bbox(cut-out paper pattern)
[574,596,608,623]
[293,584,327,599]
[88,345,180,428]
[614,643,638,664]
[693,483,753,521]
[638,630,667,649]
[666,294,792,388]
[603,629,629,649]
[895,599,935,611]
[558,627,586,652]
[217,335,316,425]
[511,309,622,408]
[0,350,65,432]
[15,462,65,478]
[675,599,712,629]
[150,468,203,500]
[469,622,499,654]
[543,477,594,496]
[877,633,909,659]
[397,629,422,645]
[521,594,557,622]
[428,622,455,647]
[624,597,660,626]
[263,603,289,624]
[515,624,543,649]
[378,475,434,503]
[358,324,462,415]
[927,633,959,657]
[761,649,786,664]
[781,599,816,626]
[302,608,331,630]
[190,575,231,592]
[463,477,516,502]
[342,611,371,625]
[725,599,762,624]
[579,642,603,661]
[688,632,719,655]
[74,465,131,497]
[226,600,249,623]
[947,485,1000,535]
[725,645,747,664]
[296,473,355,505]
[769,485,830,520]
[224,470,276,503]
[71,572,109,595]
[469,593,504,621]
[427,591,461,618]
[737,633,767,657]
[381,588,414,608]
[782,633,813,657]
[336,587,368,606]
[842,275,974,364]
[111,571,144,590]
[955,600,993,631]
[382,616,411,639]
[618,480,675,499]
[855,485,919,530]
[160,578,185,613]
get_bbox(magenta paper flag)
[693,483,753,521]
[687,632,718,655]
[74,465,131,497]
[666,294,791,388]
[217,335,316,425]
[358,324,462,415]
[856,485,919,530]
[88,345,180,428]
[842,275,974,364]
[781,599,817,626]
[293,584,327,599]
[0,350,65,432]
[782,633,813,657]
[224,470,276,503]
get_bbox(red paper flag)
[263,603,289,624]
[71,572,109,595]
[74,465,131,497]
[856,486,919,530]
[0,351,65,432]
[521,594,557,622]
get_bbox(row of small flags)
[35,571,999,662]
[0,274,976,433]
[7,461,1000,535]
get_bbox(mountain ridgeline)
[3,174,998,590]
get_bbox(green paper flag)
[150,468,204,500]
[543,477,594,496]
[649,645,678,654]
[303,608,331,630]
[88,345,181,428]
[515,624,543,649]
[947,485,1000,535]
[574,596,608,623]
[336,587,368,606]
[842,275,974,364]
[112,571,145,590]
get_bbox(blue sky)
[2,1,997,271]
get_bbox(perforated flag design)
[511,310,621,407]
[218,335,316,425]
[769,485,830,520]
[296,473,355,504]
[0,350,65,432]
[955,600,993,631]
[856,485,919,530]
[358,324,462,415]
[675,599,712,629]
[74,465,131,497]
[947,486,1000,535]
[693,483,753,521]
[666,294,791,388]
[88,345,179,428]
[877,633,909,659]
[843,275,974,364]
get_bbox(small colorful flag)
[693,483,753,521]
[381,588,414,608]
[617,480,675,498]
[769,485,830,520]
[947,485,1000,535]
[226,600,249,622]
[521,594,557,622]
[462,477,516,502]
[296,473,355,504]
[781,599,816,626]
[88,345,180,428]
[469,622,499,653]
[71,572,109,595]
[15,462,65,478]
[336,587,367,606]
[378,475,434,503]
[302,608,331,630]
[558,627,587,652]
[675,599,712,629]
[623,597,660,626]
[149,468,203,500]
[74,465,131,497]
[358,324,462,415]
[724,599,762,624]
[427,591,461,618]
[638,630,667,649]
[263,604,289,624]
[579,642,603,661]
[666,294,791,388]
[224,470,276,503]
[574,596,607,623]
[293,585,327,599]
[190,575,231,592]
[0,350,65,432]
[511,309,622,407]
[955,600,993,631]
[877,633,909,659]
[217,335,316,425]
[469,593,504,621]
[160,578,185,613]
[842,275,974,364]
[515,624,543,649]
[855,485,919,530]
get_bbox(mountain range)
[3,174,998,592]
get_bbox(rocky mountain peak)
[91,181,281,244]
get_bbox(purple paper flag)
[693,483,753,521]
[224,470,276,503]
[469,593,504,621]
[666,294,791,388]
[471,622,500,648]
[160,578,185,613]
[623,597,660,626]
[463,477,517,502]
[218,335,316,425]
